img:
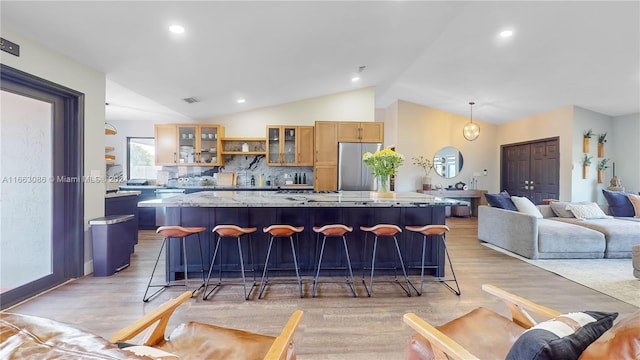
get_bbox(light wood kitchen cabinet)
[154,124,224,166]
[337,121,383,142]
[155,124,179,165]
[296,126,314,166]
[266,125,314,166]
[314,121,338,191]
[314,165,337,191]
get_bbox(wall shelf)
[221,151,266,155]
[221,137,266,155]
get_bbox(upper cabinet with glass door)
[154,124,224,166]
[198,125,223,165]
[266,125,314,166]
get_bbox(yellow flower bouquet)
[362,148,404,192]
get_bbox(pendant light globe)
[463,102,480,141]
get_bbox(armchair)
[404,284,639,360]
[111,291,303,360]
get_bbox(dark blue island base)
[163,205,447,283]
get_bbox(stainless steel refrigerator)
[338,142,383,191]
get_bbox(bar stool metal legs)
[360,224,412,297]
[203,225,257,301]
[405,225,460,296]
[143,226,207,302]
[312,224,356,297]
[258,225,304,299]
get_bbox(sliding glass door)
[0,90,58,294]
[0,65,84,309]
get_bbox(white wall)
[205,87,375,137]
[379,101,398,149]
[612,112,640,194]
[393,100,498,192]
[1,27,106,274]
[571,107,614,203]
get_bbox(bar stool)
[404,224,460,296]
[143,226,207,302]
[258,225,304,299]
[360,224,412,297]
[203,225,257,301]
[312,224,357,297]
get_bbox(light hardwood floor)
[5,217,637,359]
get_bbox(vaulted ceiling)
[2,1,638,124]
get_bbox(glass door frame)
[0,64,84,309]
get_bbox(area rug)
[482,243,640,307]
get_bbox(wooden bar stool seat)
[259,225,304,299]
[405,224,460,296]
[143,226,207,302]
[204,225,258,301]
[360,224,412,297]
[312,224,356,297]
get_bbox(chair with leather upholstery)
[403,284,640,360]
[111,291,303,360]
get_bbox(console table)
[419,189,487,217]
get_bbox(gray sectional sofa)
[478,204,640,259]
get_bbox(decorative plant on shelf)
[583,129,593,153]
[597,158,609,184]
[597,158,609,170]
[597,132,607,157]
[363,148,404,193]
[412,155,434,190]
[582,154,592,179]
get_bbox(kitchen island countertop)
[138,190,468,208]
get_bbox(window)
[127,137,161,180]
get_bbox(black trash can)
[90,214,136,276]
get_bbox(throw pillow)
[602,189,635,217]
[549,201,575,218]
[484,191,517,211]
[506,311,618,360]
[566,203,610,220]
[627,194,640,218]
[511,196,543,218]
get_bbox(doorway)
[501,137,559,204]
[0,65,84,309]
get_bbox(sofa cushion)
[578,309,640,360]
[512,196,543,218]
[627,194,640,217]
[550,217,640,258]
[566,203,610,220]
[550,201,577,218]
[506,311,618,360]
[602,189,635,217]
[537,219,605,255]
[485,191,517,211]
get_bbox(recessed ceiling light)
[169,25,185,34]
[351,76,360,82]
[237,98,246,104]
[499,30,513,38]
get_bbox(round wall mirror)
[434,146,464,178]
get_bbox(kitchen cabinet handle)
[173,152,177,164]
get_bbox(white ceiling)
[2,1,639,125]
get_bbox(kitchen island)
[139,191,467,284]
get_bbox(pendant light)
[463,101,480,141]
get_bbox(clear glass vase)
[376,174,391,193]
